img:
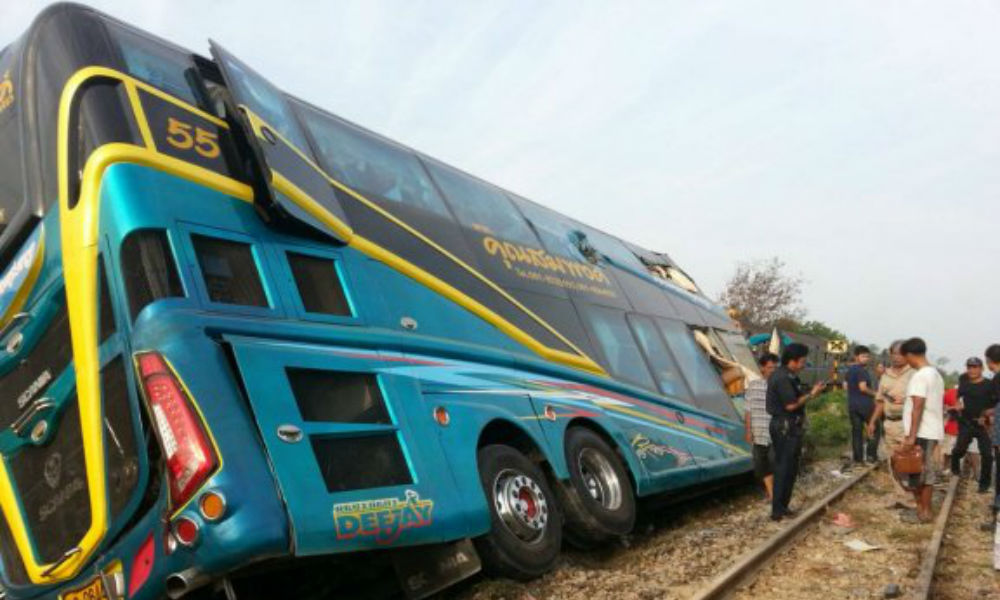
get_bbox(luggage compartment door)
[224,335,467,555]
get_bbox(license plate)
[61,577,108,600]
[61,563,122,600]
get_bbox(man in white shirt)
[901,337,945,523]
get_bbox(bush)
[804,388,850,461]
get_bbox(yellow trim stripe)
[124,82,156,151]
[241,108,605,375]
[2,62,605,582]
[0,65,252,584]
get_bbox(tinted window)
[287,369,389,424]
[578,303,655,390]
[121,230,184,320]
[108,24,205,109]
[627,314,690,398]
[578,225,648,274]
[294,104,451,217]
[513,197,587,261]
[98,259,115,342]
[287,252,351,316]
[656,318,735,418]
[192,235,268,307]
[216,51,309,150]
[423,159,536,244]
[102,357,140,522]
[0,46,22,234]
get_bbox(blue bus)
[0,5,760,599]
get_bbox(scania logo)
[43,453,62,489]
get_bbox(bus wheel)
[559,427,636,547]
[474,444,562,580]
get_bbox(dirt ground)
[445,463,1000,600]
[932,478,1000,599]
[732,467,933,599]
[445,460,849,600]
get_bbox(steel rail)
[689,464,876,600]
[910,475,960,599]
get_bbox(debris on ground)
[844,539,880,553]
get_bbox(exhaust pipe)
[165,568,211,600]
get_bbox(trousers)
[850,407,878,462]
[952,421,994,488]
[770,416,803,517]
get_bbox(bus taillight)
[135,351,218,509]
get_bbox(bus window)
[577,303,656,391]
[626,314,691,399]
[0,45,22,235]
[107,23,206,111]
[121,229,185,320]
[294,104,451,218]
[191,234,269,307]
[656,318,736,419]
[513,197,585,261]
[422,159,537,245]
[214,50,310,151]
[286,251,352,317]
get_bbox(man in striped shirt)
[745,353,780,501]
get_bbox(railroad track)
[911,475,960,600]
[689,464,877,600]
[689,465,963,600]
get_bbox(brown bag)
[891,445,923,474]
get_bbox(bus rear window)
[107,23,206,110]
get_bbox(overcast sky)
[4,1,998,367]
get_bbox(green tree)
[788,320,847,341]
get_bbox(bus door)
[208,43,351,243]
[224,335,467,555]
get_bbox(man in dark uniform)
[951,357,995,492]
[767,343,827,521]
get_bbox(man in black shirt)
[767,343,826,521]
[951,357,995,492]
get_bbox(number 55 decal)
[166,117,221,159]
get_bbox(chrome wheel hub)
[578,448,623,511]
[493,469,549,543]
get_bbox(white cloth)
[903,366,945,440]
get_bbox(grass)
[804,389,851,462]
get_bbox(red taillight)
[136,352,218,508]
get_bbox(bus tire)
[559,427,636,546]
[474,444,562,580]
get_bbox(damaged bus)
[0,4,761,599]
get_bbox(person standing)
[942,384,961,472]
[767,343,826,521]
[868,341,914,504]
[985,345,1000,510]
[950,360,994,492]
[745,353,779,501]
[901,337,945,523]
[846,346,878,464]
